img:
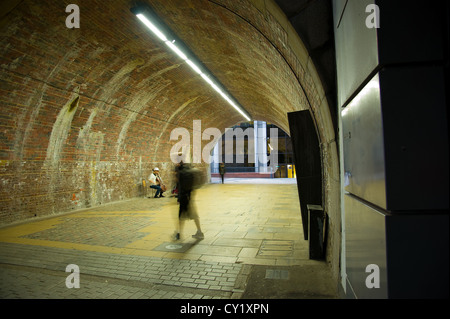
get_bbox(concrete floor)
[0,179,337,299]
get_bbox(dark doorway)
[288,110,322,240]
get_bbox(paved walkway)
[210,177,297,184]
[0,181,337,300]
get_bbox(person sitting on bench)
[149,167,166,198]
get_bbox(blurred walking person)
[173,163,204,241]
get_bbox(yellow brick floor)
[0,182,309,266]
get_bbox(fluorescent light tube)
[210,83,222,94]
[134,10,252,121]
[165,41,188,60]
[200,73,214,86]
[136,14,168,42]
[186,59,202,75]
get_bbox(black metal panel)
[376,0,446,66]
[288,110,322,240]
[386,213,449,299]
[379,66,449,211]
[308,204,325,260]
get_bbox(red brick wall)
[0,1,214,224]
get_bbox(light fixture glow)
[165,41,188,60]
[136,14,168,42]
[200,73,214,86]
[186,59,202,75]
[210,83,222,94]
[134,9,251,122]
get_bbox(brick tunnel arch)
[0,0,340,281]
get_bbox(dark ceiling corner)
[274,0,337,132]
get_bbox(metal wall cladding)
[333,0,379,108]
[345,194,388,299]
[342,73,387,209]
[379,66,449,211]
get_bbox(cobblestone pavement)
[0,182,335,300]
[0,242,244,299]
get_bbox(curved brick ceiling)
[149,0,309,130]
[0,0,336,223]
[2,0,322,156]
